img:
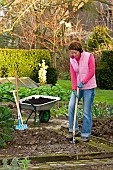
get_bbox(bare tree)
[0,0,113,67]
[1,0,113,32]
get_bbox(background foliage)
[86,26,113,51]
[96,50,113,90]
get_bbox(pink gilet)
[70,51,97,90]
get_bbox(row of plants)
[51,101,113,118]
[0,82,113,118]
[0,82,71,102]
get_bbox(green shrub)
[46,67,58,86]
[96,50,113,89]
[86,26,113,51]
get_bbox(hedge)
[0,49,51,82]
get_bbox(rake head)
[15,119,28,130]
[15,124,28,130]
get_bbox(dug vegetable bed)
[0,102,113,170]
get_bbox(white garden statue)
[38,60,48,86]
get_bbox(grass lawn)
[57,80,113,105]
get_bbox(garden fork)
[72,87,79,143]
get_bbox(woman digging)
[67,40,97,143]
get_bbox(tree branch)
[94,0,113,6]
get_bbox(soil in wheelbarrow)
[22,97,55,104]
[0,102,113,161]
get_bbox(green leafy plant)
[1,157,30,170]
[0,106,14,148]
[46,67,58,85]
[51,101,68,118]
[0,82,15,101]
[19,157,30,170]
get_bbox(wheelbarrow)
[19,95,60,125]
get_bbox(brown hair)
[68,41,83,53]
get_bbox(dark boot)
[75,131,81,137]
[66,132,73,142]
[81,137,89,142]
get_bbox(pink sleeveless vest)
[70,51,97,90]
[79,51,97,89]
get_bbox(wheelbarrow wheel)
[39,110,50,123]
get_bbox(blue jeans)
[68,89,95,137]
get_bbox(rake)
[13,71,28,130]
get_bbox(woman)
[67,41,97,142]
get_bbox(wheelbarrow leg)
[25,110,37,125]
[24,110,34,124]
[24,104,37,125]
[34,107,37,125]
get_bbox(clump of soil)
[92,118,113,141]
[22,97,55,104]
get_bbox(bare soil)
[0,102,113,169]
[0,102,113,156]
[92,118,113,142]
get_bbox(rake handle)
[13,91,23,125]
[14,71,23,125]
[15,71,19,102]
